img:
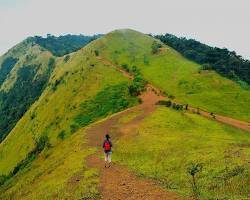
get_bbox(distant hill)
[93,29,250,121]
[32,34,102,56]
[155,33,250,86]
[0,34,100,142]
[0,29,249,199]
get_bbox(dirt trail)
[86,88,185,200]
[97,56,250,132]
[81,56,250,200]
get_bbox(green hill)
[0,29,249,199]
[93,29,250,121]
[0,38,137,199]
[0,34,100,142]
[0,39,55,141]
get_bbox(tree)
[151,41,162,54]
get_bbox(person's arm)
[109,140,113,147]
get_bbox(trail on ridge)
[79,56,250,200]
[85,87,186,200]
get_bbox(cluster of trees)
[73,83,136,132]
[157,100,186,111]
[155,34,250,85]
[0,57,18,85]
[33,34,102,57]
[0,62,55,142]
[128,66,147,96]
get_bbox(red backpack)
[104,140,111,151]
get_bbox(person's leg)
[108,152,112,167]
[104,153,108,168]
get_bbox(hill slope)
[0,39,55,141]
[0,29,249,199]
[93,29,250,121]
[0,34,99,142]
[0,38,138,199]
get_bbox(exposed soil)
[77,56,250,200]
[97,56,250,133]
[86,87,185,200]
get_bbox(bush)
[57,130,66,140]
[128,66,147,96]
[70,123,79,134]
[157,100,172,107]
[121,64,130,72]
[64,55,70,62]
[151,41,162,54]
[74,83,137,128]
[94,50,99,56]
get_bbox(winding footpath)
[81,56,250,200]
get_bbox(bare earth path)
[81,56,250,200]
[86,88,186,200]
[98,56,250,133]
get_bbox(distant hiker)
[103,134,112,168]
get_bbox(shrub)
[187,163,203,199]
[157,100,172,107]
[121,64,130,72]
[70,123,79,134]
[151,41,162,54]
[74,83,137,128]
[94,50,99,56]
[57,130,66,140]
[64,55,70,62]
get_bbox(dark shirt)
[103,139,112,153]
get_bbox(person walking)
[103,134,112,168]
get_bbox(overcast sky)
[0,0,249,59]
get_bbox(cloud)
[0,0,250,59]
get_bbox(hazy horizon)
[1,0,250,59]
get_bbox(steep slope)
[0,34,100,142]
[0,39,138,199]
[92,29,250,121]
[33,34,102,56]
[0,38,55,141]
[0,29,249,199]
[155,33,250,86]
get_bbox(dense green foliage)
[33,34,102,56]
[0,57,18,85]
[128,66,147,96]
[73,83,137,129]
[0,62,54,142]
[155,34,250,85]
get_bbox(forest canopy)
[155,34,250,85]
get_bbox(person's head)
[105,134,110,140]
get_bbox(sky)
[0,0,250,59]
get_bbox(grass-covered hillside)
[114,106,250,199]
[0,34,100,142]
[0,39,55,141]
[93,29,250,121]
[0,40,138,199]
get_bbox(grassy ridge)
[114,107,250,199]
[93,29,250,121]
[0,42,137,199]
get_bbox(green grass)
[0,42,135,199]
[74,83,138,128]
[0,128,98,200]
[93,29,250,121]
[113,107,250,199]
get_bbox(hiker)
[103,134,112,168]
